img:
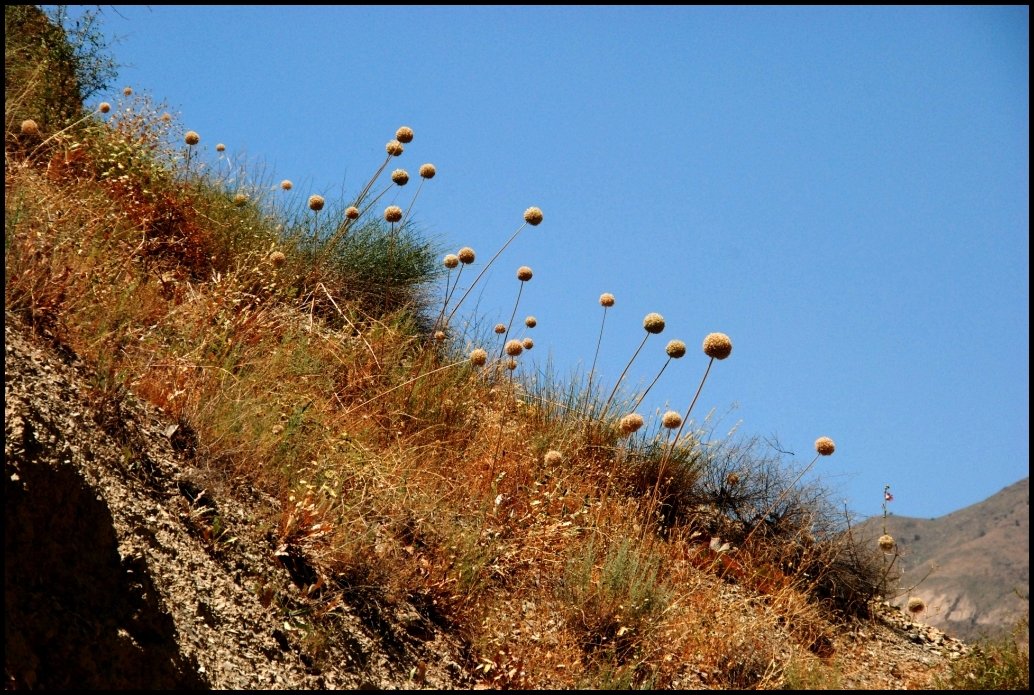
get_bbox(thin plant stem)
[585,306,609,416]
[601,332,651,417]
[342,358,467,415]
[741,453,821,548]
[445,222,528,327]
[400,178,426,227]
[633,357,672,412]
[498,281,526,360]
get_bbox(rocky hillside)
[858,480,1029,644]
[5,314,971,689]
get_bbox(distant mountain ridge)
[857,477,1029,643]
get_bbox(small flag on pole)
[884,487,894,502]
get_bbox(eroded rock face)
[4,317,469,690]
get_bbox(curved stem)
[585,307,609,416]
[741,453,821,548]
[445,222,528,327]
[633,357,672,412]
[498,281,525,360]
[601,332,650,418]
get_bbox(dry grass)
[4,13,919,688]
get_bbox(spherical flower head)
[643,312,665,334]
[19,119,39,136]
[544,450,564,466]
[233,192,248,207]
[216,143,226,152]
[505,339,524,357]
[907,597,925,615]
[308,195,326,212]
[280,179,293,191]
[505,358,518,371]
[470,348,488,366]
[814,437,836,456]
[160,112,172,123]
[391,169,409,186]
[661,410,683,429]
[702,332,733,360]
[434,330,447,342]
[517,266,533,282]
[386,140,404,156]
[524,316,537,328]
[345,206,360,220]
[269,251,287,267]
[419,163,436,179]
[122,86,133,96]
[384,205,403,222]
[522,337,534,350]
[726,472,740,487]
[523,206,544,226]
[599,292,615,308]
[666,339,687,359]
[184,131,200,146]
[878,534,895,552]
[457,247,476,264]
[98,102,111,114]
[494,323,506,334]
[619,413,645,436]
[395,126,414,143]
[443,254,460,269]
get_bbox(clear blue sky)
[70,5,1028,521]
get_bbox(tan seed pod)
[386,140,404,156]
[814,437,836,456]
[619,413,645,436]
[19,119,39,136]
[505,358,519,371]
[434,330,447,342]
[395,126,414,143]
[505,339,524,357]
[522,337,534,350]
[160,112,172,123]
[98,102,111,114]
[643,312,665,334]
[661,410,683,429]
[419,163,436,179]
[443,254,460,269]
[494,323,506,334]
[878,534,895,552]
[233,192,248,207]
[544,450,564,466]
[184,130,200,146]
[123,86,133,96]
[345,206,360,219]
[391,169,409,185]
[470,348,488,366]
[599,293,615,307]
[726,472,740,487]
[384,205,403,222]
[517,266,533,281]
[524,316,537,328]
[907,597,925,614]
[523,206,544,225]
[457,247,475,264]
[666,340,687,358]
[280,180,293,190]
[702,332,733,360]
[216,143,226,152]
[308,195,326,212]
[269,251,287,267]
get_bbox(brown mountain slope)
[857,479,1029,643]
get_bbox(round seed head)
[643,312,665,334]
[269,251,287,267]
[123,86,133,96]
[391,168,409,186]
[599,292,615,308]
[494,323,506,334]
[470,348,488,366]
[98,102,111,114]
[184,131,200,146]
[505,358,518,371]
[878,534,895,552]
[386,140,404,156]
[233,192,248,207]
[443,254,460,269]
[434,330,447,342]
[345,206,360,219]
[544,450,564,466]
[19,119,39,136]
[726,472,740,487]
[666,339,687,359]
[384,205,403,222]
[517,266,533,281]
[395,126,414,143]
[419,163,436,179]
[457,247,476,264]
[308,195,325,212]
[907,597,925,614]
[505,340,524,357]
[523,206,544,225]
[280,179,293,190]
[702,332,733,360]
[814,437,836,456]
[524,316,537,328]
[216,143,226,152]
[661,410,683,429]
[522,337,534,350]
[160,112,172,123]
[619,413,645,436]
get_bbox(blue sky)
[71,5,1028,521]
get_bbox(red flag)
[884,491,894,502]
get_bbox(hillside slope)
[858,480,1029,643]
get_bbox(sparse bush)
[938,616,1029,690]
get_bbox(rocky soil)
[4,313,971,689]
